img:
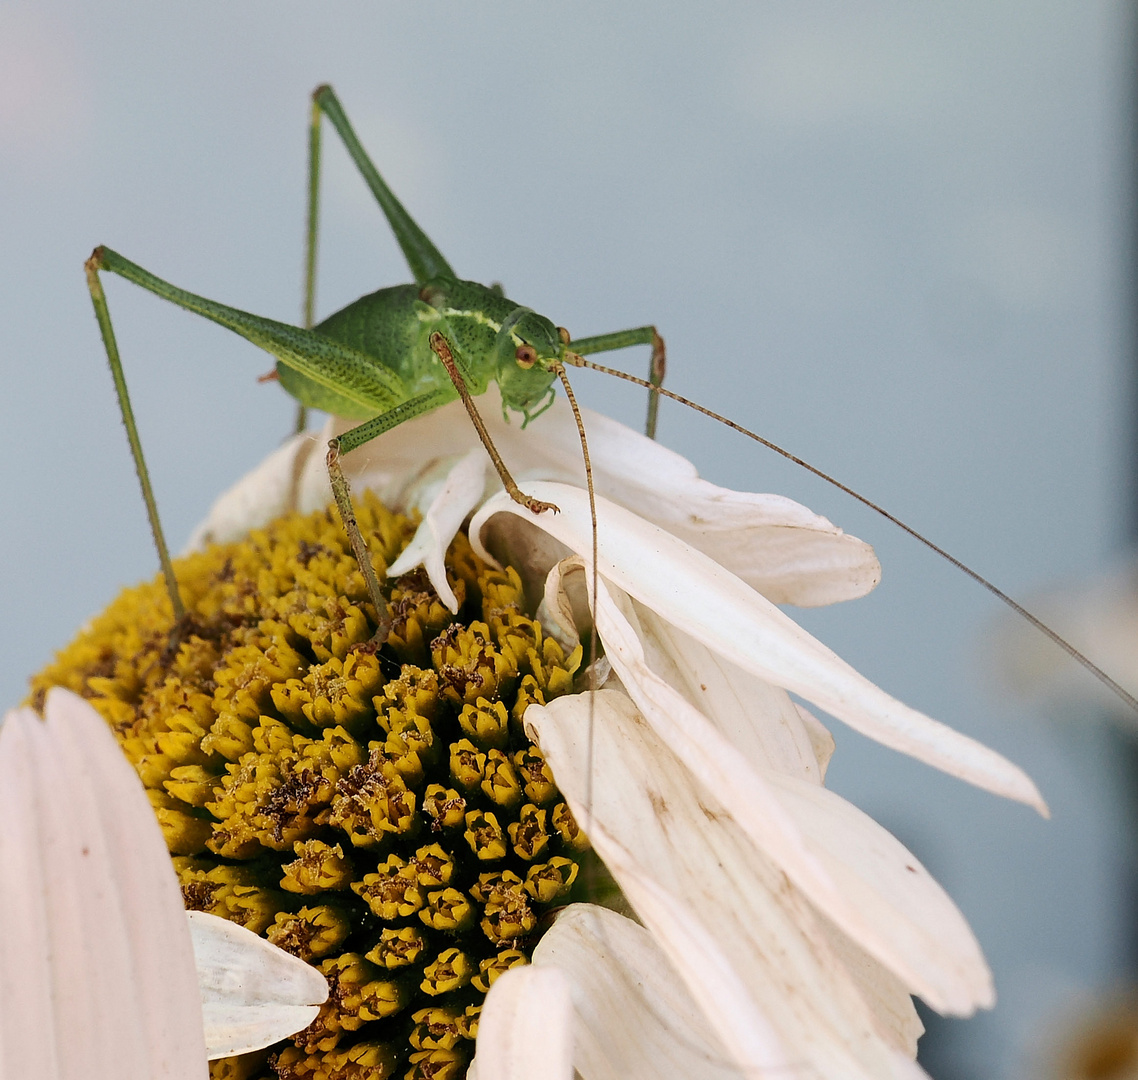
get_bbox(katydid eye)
[557,326,571,345]
[515,344,537,369]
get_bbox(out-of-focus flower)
[0,688,326,1080]
[37,389,1044,1079]
[993,554,1138,725]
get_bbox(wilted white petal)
[477,482,1046,812]
[587,570,989,1012]
[620,590,826,782]
[386,449,489,610]
[795,703,836,781]
[765,770,992,1014]
[533,904,751,1080]
[188,432,318,550]
[0,690,206,1080]
[526,690,918,1080]
[471,965,572,1080]
[820,924,925,1058]
[502,395,882,607]
[187,911,327,1059]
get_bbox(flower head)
[34,388,1045,1079]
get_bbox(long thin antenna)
[553,365,600,875]
[565,354,1138,715]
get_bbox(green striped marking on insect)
[84,83,1136,717]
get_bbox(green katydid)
[85,83,658,645]
[85,83,1136,713]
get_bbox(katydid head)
[495,308,566,425]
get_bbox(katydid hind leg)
[294,93,324,436]
[569,325,666,439]
[86,245,428,646]
[312,85,455,287]
[84,253,186,628]
[87,246,407,418]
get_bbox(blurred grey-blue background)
[1,3,1133,1076]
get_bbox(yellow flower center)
[32,492,586,1080]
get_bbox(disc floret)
[33,492,585,1080]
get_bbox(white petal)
[765,770,993,1015]
[386,449,489,611]
[476,482,1046,812]
[519,397,883,608]
[795,703,836,781]
[622,592,826,782]
[532,904,747,1080]
[187,432,319,550]
[492,388,882,606]
[0,690,207,1080]
[605,859,797,1079]
[526,690,921,1079]
[187,911,327,1059]
[820,924,924,1058]
[471,965,573,1080]
[586,573,990,1013]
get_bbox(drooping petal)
[386,449,489,610]
[581,571,991,1014]
[471,965,573,1080]
[621,587,828,782]
[0,690,207,1080]
[532,904,750,1080]
[764,770,993,1014]
[526,689,921,1079]
[188,912,327,1059]
[474,482,1046,812]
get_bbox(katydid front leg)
[570,326,666,439]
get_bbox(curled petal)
[472,965,573,1080]
[619,589,828,782]
[505,395,882,607]
[476,483,1046,813]
[386,449,489,610]
[0,690,207,1080]
[188,912,328,1059]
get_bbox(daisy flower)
[33,388,1045,1080]
[0,688,328,1080]
[994,554,1138,725]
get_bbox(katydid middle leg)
[570,326,667,439]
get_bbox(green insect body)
[300,278,563,425]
